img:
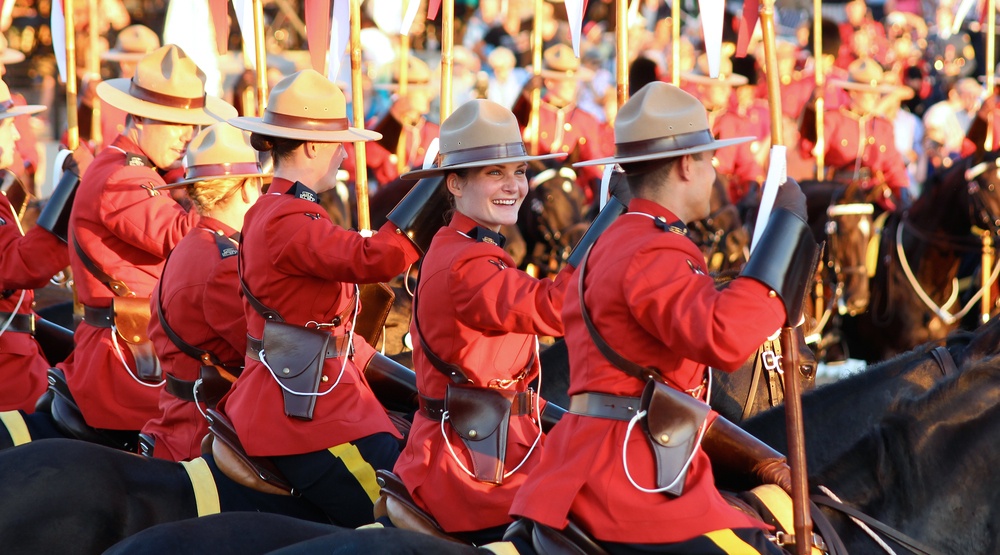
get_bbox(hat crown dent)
[439,99,524,154]
[543,44,580,73]
[847,58,884,86]
[185,123,258,170]
[134,45,207,99]
[115,24,160,54]
[615,83,709,144]
[267,69,348,121]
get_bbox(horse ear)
[959,318,1000,366]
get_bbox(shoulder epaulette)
[124,152,154,168]
[653,216,688,236]
[211,230,240,259]
[287,181,320,203]
[468,226,506,247]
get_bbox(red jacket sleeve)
[0,200,69,289]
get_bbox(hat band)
[615,129,714,158]
[185,162,260,181]
[129,81,206,109]
[440,142,527,167]
[261,111,351,133]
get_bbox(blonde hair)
[186,176,263,215]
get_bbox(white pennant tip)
[423,138,439,169]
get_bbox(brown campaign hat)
[155,123,268,190]
[0,80,44,120]
[575,82,753,167]
[375,56,433,91]
[681,54,749,87]
[229,69,380,143]
[0,34,24,65]
[401,99,566,180]
[101,25,161,62]
[829,58,898,93]
[532,44,594,81]
[96,45,237,125]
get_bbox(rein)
[812,487,947,555]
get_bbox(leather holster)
[640,379,711,496]
[445,384,516,485]
[740,208,820,326]
[112,296,161,383]
[261,320,332,421]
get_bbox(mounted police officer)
[58,44,236,448]
[509,82,817,554]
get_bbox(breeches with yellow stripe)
[0,410,66,450]
[601,527,786,555]
[271,432,400,528]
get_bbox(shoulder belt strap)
[577,245,667,384]
[236,237,284,322]
[72,235,134,297]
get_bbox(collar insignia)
[125,152,153,168]
[288,182,321,204]
[469,226,506,247]
[654,216,688,236]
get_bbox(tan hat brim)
[401,152,567,180]
[681,72,749,87]
[1,49,25,65]
[228,116,382,143]
[154,172,271,190]
[100,51,149,62]
[97,79,238,126]
[829,79,898,94]
[0,104,46,120]
[574,136,755,167]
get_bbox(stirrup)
[373,469,464,543]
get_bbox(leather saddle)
[373,469,463,543]
[43,368,139,452]
[503,518,610,555]
[203,408,295,497]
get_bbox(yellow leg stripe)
[481,541,521,555]
[0,411,30,446]
[705,529,761,554]
[328,442,381,503]
[180,458,221,517]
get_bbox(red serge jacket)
[142,218,244,461]
[64,134,199,430]
[220,178,420,456]
[394,212,570,533]
[511,198,787,544]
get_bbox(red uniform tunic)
[365,119,440,186]
[220,177,420,456]
[710,107,765,202]
[805,107,909,197]
[0,196,69,411]
[64,134,200,430]
[142,218,244,462]
[511,198,787,544]
[394,212,570,533]
[528,99,612,200]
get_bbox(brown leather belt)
[419,390,535,421]
[165,373,198,403]
[568,392,642,421]
[245,333,350,362]
[0,312,34,334]
[83,305,114,328]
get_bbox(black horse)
[104,346,1000,554]
[844,152,1000,362]
[517,167,589,277]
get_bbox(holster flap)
[641,380,711,496]
[261,320,330,421]
[112,296,152,344]
[445,384,515,485]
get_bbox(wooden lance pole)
[396,30,410,175]
[349,0,370,231]
[813,0,824,179]
[64,0,79,151]
[87,0,101,148]
[616,0,629,107]
[671,0,681,85]
[760,0,812,552]
[441,0,455,121]
[251,0,269,116]
[526,0,543,155]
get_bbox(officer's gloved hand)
[772,178,808,222]
[754,458,793,496]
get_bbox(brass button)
[563,123,572,131]
[768,290,777,298]
[133,335,141,342]
[321,375,329,382]
[868,137,875,145]
[659,433,670,443]
[841,139,848,146]
[282,368,291,374]
[468,429,478,438]
[879,145,886,153]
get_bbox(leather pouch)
[112,296,161,383]
[445,384,515,485]
[261,320,330,421]
[640,379,711,496]
[356,282,395,347]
